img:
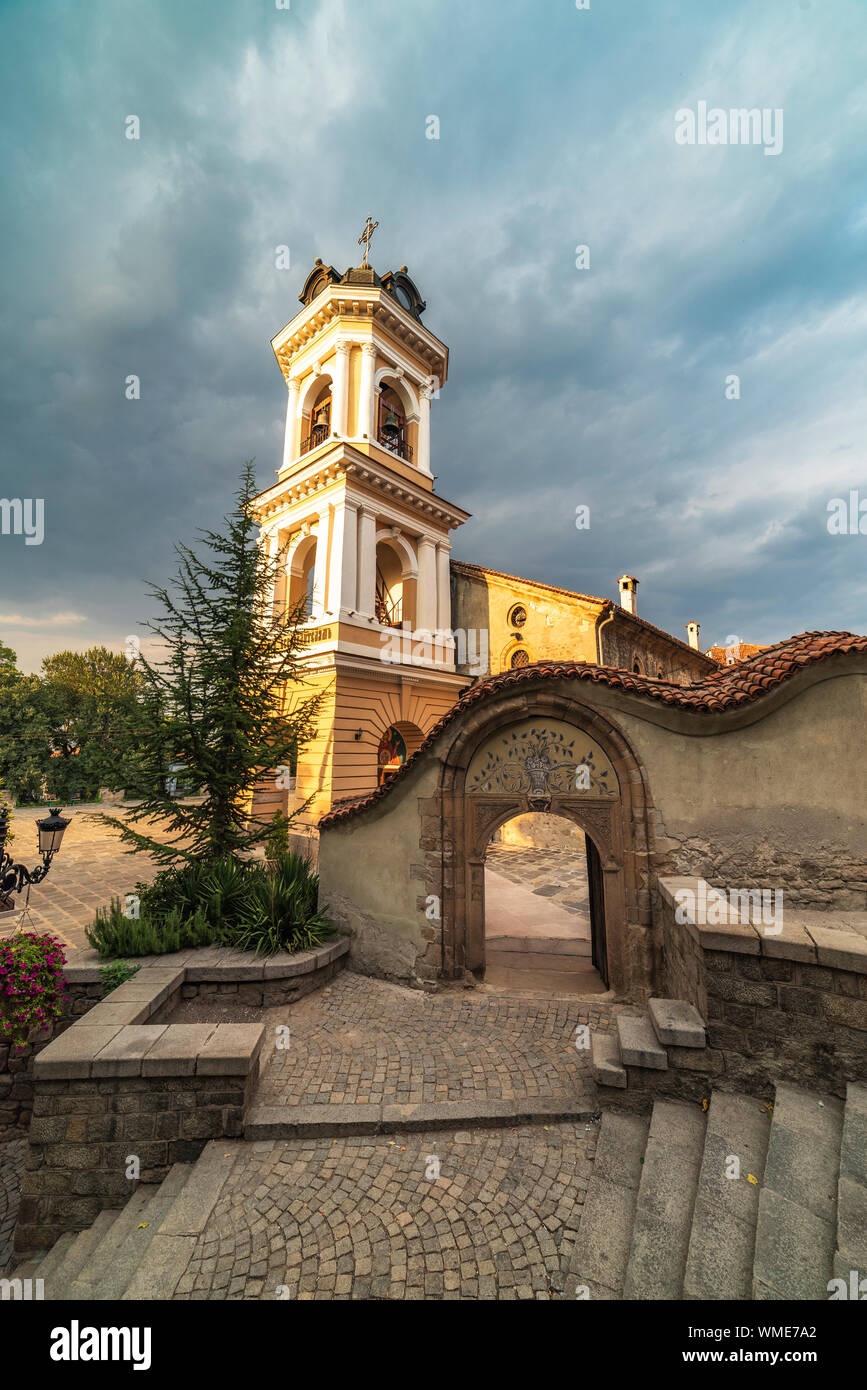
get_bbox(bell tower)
[253,226,471,824]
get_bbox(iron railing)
[300,422,330,455]
[377,431,413,462]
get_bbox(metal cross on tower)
[357,215,379,268]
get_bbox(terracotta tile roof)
[707,642,768,666]
[319,630,867,827]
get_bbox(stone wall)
[497,812,586,850]
[657,878,867,1098]
[18,1070,253,1252]
[12,939,348,1253]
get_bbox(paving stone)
[91,1025,169,1078]
[196,1024,265,1076]
[141,1025,218,1077]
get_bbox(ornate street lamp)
[0,805,71,905]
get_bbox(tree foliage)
[99,461,323,863]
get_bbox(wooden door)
[586,834,608,987]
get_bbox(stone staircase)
[11,1145,236,1301]
[590,997,708,1089]
[569,1080,866,1300]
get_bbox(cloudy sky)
[1,0,865,672]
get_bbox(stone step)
[31,1230,77,1287]
[486,936,592,957]
[87,1165,193,1301]
[123,1144,237,1300]
[590,1032,626,1089]
[623,1100,707,1300]
[683,1090,771,1300]
[45,1209,121,1298]
[567,1110,651,1297]
[616,1014,668,1070]
[648,998,706,1048]
[486,948,592,972]
[64,1187,155,1301]
[835,1082,867,1280]
[246,1095,596,1140]
[753,1084,843,1299]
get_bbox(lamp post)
[0,806,71,906]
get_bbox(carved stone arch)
[299,370,334,418]
[374,367,421,422]
[434,688,656,995]
[374,528,419,580]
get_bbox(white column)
[331,340,351,438]
[327,500,359,616]
[417,536,438,632]
[436,541,451,632]
[417,382,432,476]
[262,529,280,617]
[358,342,376,440]
[356,508,378,619]
[281,376,300,471]
[311,514,330,619]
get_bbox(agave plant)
[229,851,334,957]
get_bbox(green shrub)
[98,959,141,996]
[85,852,333,960]
[230,852,333,957]
[86,898,218,959]
[264,811,291,868]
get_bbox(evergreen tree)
[100,461,323,863]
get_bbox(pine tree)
[101,461,324,863]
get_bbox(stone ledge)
[244,1095,597,1140]
[35,938,344,1080]
[659,877,867,972]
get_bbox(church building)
[252,230,715,828]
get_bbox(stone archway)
[436,694,654,995]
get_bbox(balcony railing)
[300,422,330,455]
[375,586,402,628]
[377,431,413,462]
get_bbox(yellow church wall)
[451,563,600,674]
[330,668,465,804]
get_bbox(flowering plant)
[0,931,67,1052]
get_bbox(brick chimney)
[686,620,700,650]
[617,575,638,616]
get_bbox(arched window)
[302,386,331,454]
[377,386,411,461]
[511,649,530,669]
[632,659,643,675]
[378,725,408,784]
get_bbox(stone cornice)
[255,443,471,531]
[271,286,448,386]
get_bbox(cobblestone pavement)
[254,970,613,1109]
[0,1137,27,1272]
[0,803,187,956]
[176,1123,599,1300]
[487,845,591,916]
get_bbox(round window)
[508,605,527,628]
